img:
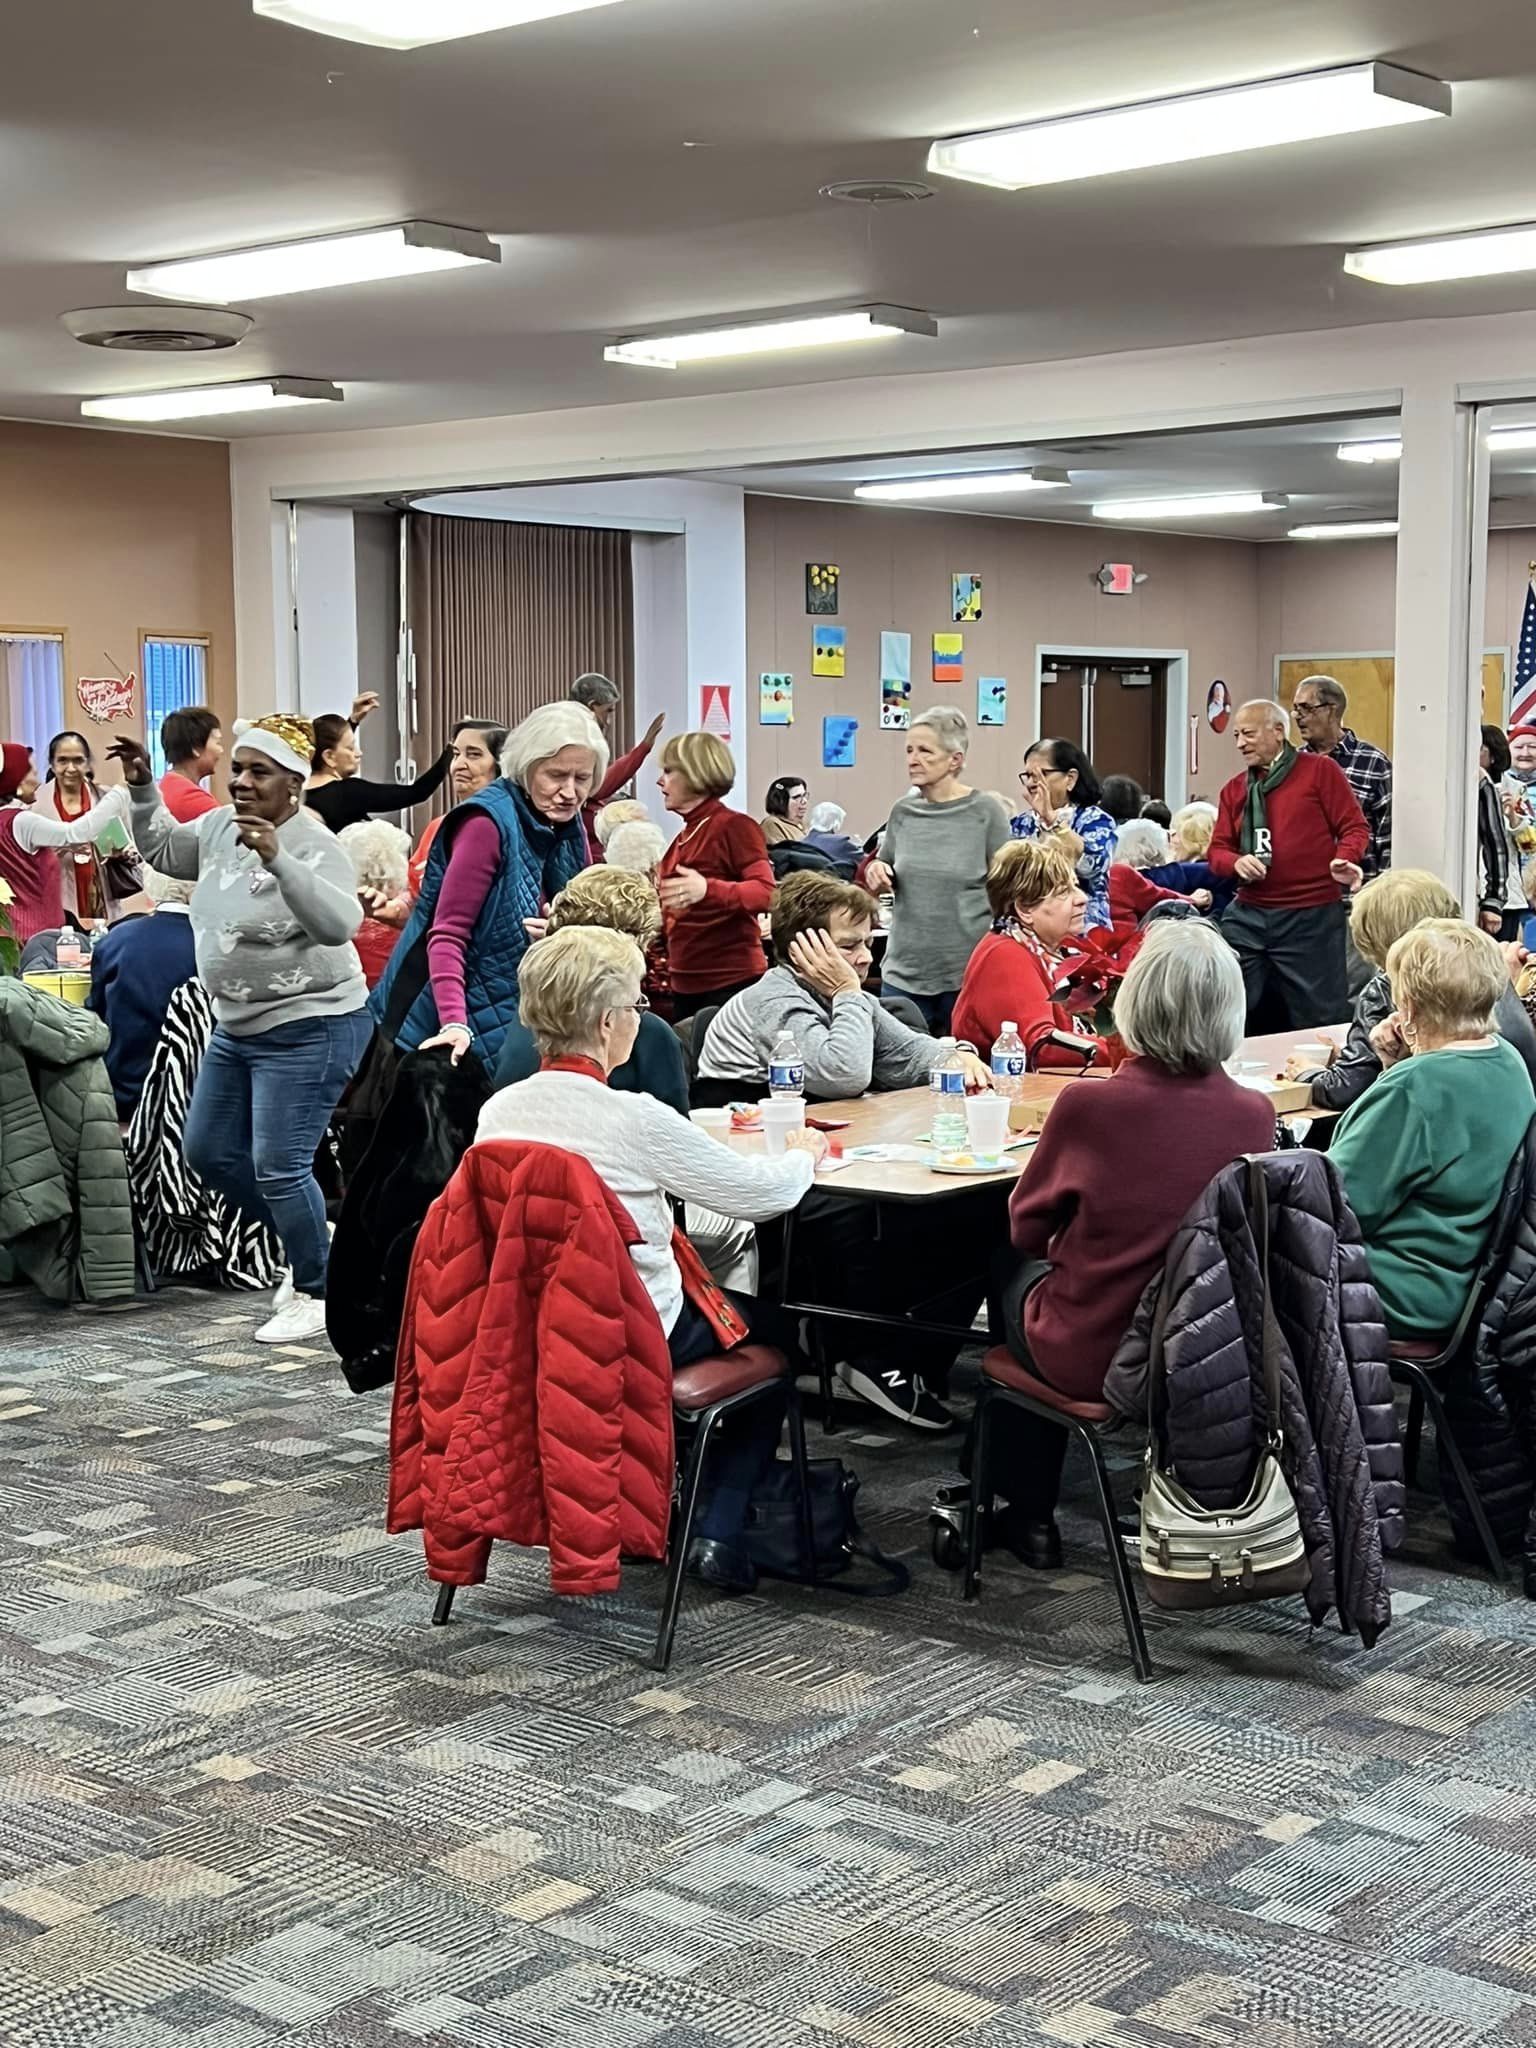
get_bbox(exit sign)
[1098,561,1136,595]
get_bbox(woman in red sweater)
[953,839,1103,1068]
[656,733,773,1019]
[977,921,1275,1567]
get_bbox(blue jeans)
[184,1012,373,1297]
[881,984,958,1036]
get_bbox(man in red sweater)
[1208,698,1368,1028]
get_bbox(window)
[0,632,66,763]
[142,636,211,776]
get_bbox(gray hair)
[593,797,647,848]
[500,702,610,794]
[911,705,970,760]
[1237,698,1288,730]
[338,818,410,898]
[604,818,666,876]
[141,863,196,908]
[1296,673,1348,712]
[1115,921,1246,1075]
[808,801,846,834]
[1114,819,1170,869]
[570,672,620,711]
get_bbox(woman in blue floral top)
[1010,738,1116,930]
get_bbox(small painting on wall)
[812,625,846,677]
[805,563,840,615]
[823,715,858,768]
[952,573,983,622]
[759,672,793,725]
[978,676,1006,726]
[933,633,963,683]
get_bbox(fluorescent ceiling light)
[253,0,623,49]
[128,222,499,304]
[926,61,1449,192]
[1337,438,1402,463]
[604,305,937,369]
[1092,492,1287,522]
[1289,521,1399,540]
[853,468,1070,502]
[1345,221,1536,285]
[81,378,344,423]
[1339,426,1536,464]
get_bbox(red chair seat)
[981,1345,1112,1424]
[672,1343,788,1412]
[1389,1334,1452,1364]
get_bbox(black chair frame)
[962,1374,1154,1685]
[430,1375,817,1672]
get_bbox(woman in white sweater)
[477,925,824,1591]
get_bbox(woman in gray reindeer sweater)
[110,714,369,1349]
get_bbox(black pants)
[957,1256,1069,1522]
[1222,899,1349,1031]
[777,1186,1001,1386]
[672,982,758,1022]
[669,1291,792,1544]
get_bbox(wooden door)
[1038,665,1086,748]
[1280,651,1508,751]
[1483,650,1508,727]
[1091,665,1166,792]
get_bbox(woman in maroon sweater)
[981,920,1275,1567]
[656,733,773,1019]
[953,838,1103,1069]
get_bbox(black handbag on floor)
[742,1458,910,1596]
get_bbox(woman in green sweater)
[1330,919,1534,1336]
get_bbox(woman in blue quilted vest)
[370,702,606,1071]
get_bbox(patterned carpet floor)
[4,1282,1536,2047]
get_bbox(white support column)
[1392,383,1484,902]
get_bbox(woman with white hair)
[805,801,865,879]
[478,925,824,1590]
[1107,817,1212,928]
[605,814,673,1014]
[370,701,606,1070]
[864,707,1009,1035]
[338,818,412,990]
[980,922,1277,1566]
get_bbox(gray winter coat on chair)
[1104,1150,1405,1648]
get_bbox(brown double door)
[1039,659,1168,794]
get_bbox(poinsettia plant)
[0,877,17,978]
[1052,926,1144,1043]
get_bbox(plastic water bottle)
[929,1036,968,1155]
[990,1021,1027,1103]
[768,1029,805,1098]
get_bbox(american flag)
[1514,563,1536,727]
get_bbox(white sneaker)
[255,1293,331,1346]
[271,1269,295,1312]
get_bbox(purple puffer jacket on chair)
[1104,1150,1404,1649]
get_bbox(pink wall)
[745,495,1259,831]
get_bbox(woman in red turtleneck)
[655,732,773,1021]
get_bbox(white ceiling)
[7,0,1536,438]
[687,411,1536,540]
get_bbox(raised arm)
[347,746,454,812]
[12,783,129,854]
[123,773,205,881]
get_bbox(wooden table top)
[721,1021,1350,1202]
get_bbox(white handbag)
[1139,1158,1310,1611]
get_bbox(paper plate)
[928,1153,1016,1176]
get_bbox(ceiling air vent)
[819,180,935,206]
[59,306,255,353]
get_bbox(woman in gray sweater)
[110,716,369,1348]
[865,707,1009,1036]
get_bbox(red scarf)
[539,1054,749,1349]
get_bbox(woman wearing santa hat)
[110,715,370,1349]
[0,742,130,949]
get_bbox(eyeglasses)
[617,994,650,1013]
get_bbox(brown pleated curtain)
[408,513,633,815]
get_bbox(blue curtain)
[143,641,208,775]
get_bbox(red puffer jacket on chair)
[387,1139,676,1597]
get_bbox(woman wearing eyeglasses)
[1010,737,1116,931]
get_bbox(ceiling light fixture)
[1345,221,1536,286]
[1336,438,1402,463]
[1489,425,1536,453]
[604,305,937,368]
[81,377,344,423]
[127,222,500,304]
[926,61,1449,192]
[1288,521,1400,540]
[252,0,623,50]
[1091,492,1287,522]
[853,468,1070,502]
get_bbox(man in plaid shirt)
[1291,675,1392,877]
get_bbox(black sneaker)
[836,1361,955,1432]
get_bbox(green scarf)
[1241,742,1298,857]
